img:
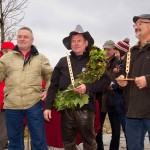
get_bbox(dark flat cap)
[133,14,150,23]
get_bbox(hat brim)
[103,45,115,49]
[63,31,94,50]
[133,16,139,23]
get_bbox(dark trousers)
[113,94,126,133]
[0,111,7,150]
[61,109,97,150]
[96,112,120,150]
[118,113,126,133]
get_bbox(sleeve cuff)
[145,75,150,88]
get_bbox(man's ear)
[32,37,34,43]
[86,40,88,47]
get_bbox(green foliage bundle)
[53,46,107,111]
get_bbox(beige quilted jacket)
[0,46,53,109]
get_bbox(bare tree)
[0,0,29,44]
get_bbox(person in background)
[96,40,120,150]
[44,25,111,150]
[117,14,150,150]
[112,38,130,150]
[0,27,53,150]
[113,38,130,133]
[0,41,14,150]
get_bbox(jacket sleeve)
[145,74,150,88]
[44,63,61,110]
[85,73,111,93]
[41,55,53,91]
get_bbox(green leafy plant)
[53,46,107,110]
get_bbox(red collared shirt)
[19,50,31,60]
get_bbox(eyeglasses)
[133,21,150,27]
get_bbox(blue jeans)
[5,101,48,150]
[126,118,150,150]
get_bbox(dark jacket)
[102,56,118,112]
[124,43,150,119]
[111,59,125,114]
[112,81,125,114]
[45,50,111,112]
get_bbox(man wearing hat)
[0,41,14,150]
[44,25,111,150]
[96,40,121,150]
[118,14,150,149]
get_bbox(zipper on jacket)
[22,54,32,71]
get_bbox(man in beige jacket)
[0,27,53,150]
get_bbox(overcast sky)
[18,0,149,67]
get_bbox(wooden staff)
[116,47,134,81]
[125,47,131,79]
[66,52,75,88]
